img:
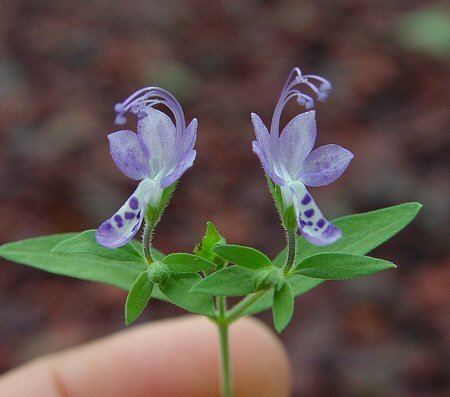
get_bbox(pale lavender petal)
[251,113,271,154]
[298,144,353,186]
[137,108,176,174]
[96,179,159,248]
[108,130,151,180]
[290,182,342,246]
[279,110,317,178]
[160,149,196,188]
[251,113,285,185]
[182,118,197,154]
[252,141,285,185]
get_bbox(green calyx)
[281,205,297,230]
[147,261,171,285]
[253,267,285,292]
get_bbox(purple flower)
[251,67,353,246]
[96,87,197,248]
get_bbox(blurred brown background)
[0,1,449,396]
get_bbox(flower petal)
[298,144,353,186]
[290,182,342,246]
[183,118,197,153]
[251,113,271,154]
[137,108,176,174]
[279,110,317,178]
[95,179,161,248]
[108,130,151,180]
[252,141,285,185]
[159,118,197,188]
[160,149,196,188]
[251,113,285,185]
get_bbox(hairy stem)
[142,218,154,263]
[216,297,232,397]
[226,290,268,323]
[283,227,297,273]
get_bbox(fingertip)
[0,315,291,397]
[230,316,292,397]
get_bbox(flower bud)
[253,267,284,291]
[147,261,170,285]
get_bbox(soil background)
[0,1,448,396]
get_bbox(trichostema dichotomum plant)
[0,67,421,397]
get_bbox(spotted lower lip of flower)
[96,87,197,249]
[251,67,353,246]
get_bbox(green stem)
[217,297,232,397]
[226,290,268,323]
[142,218,154,263]
[283,227,297,273]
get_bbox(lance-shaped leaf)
[213,244,272,270]
[125,272,154,325]
[293,253,396,279]
[194,221,226,267]
[191,266,255,296]
[159,273,215,316]
[199,222,225,253]
[273,202,422,267]
[0,233,167,301]
[162,253,215,273]
[273,281,294,333]
[52,230,145,261]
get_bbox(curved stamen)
[113,87,188,177]
[267,68,331,181]
[301,80,320,95]
[296,93,315,109]
[270,67,332,136]
[282,67,303,92]
[303,74,332,91]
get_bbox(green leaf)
[159,273,215,316]
[148,246,165,261]
[294,253,396,280]
[0,233,167,301]
[213,244,272,270]
[162,253,215,273]
[52,230,145,262]
[201,222,225,251]
[242,275,322,316]
[125,272,154,325]
[273,203,422,267]
[191,266,255,296]
[273,281,294,333]
[194,222,226,265]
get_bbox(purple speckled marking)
[124,211,135,220]
[129,196,139,210]
[136,211,141,219]
[317,218,325,228]
[307,221,313,226]
[300,220,306,226]
[114,215,123,228]
[301,194,311,205]
[105,222,113,231]
[304,209,315,218]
